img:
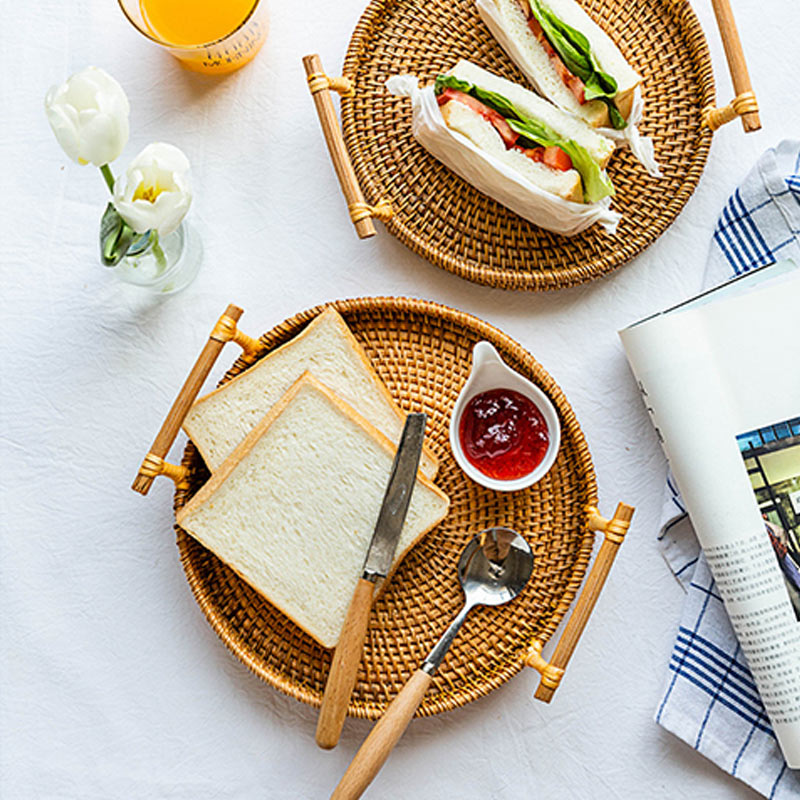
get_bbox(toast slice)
[176,373,450,649]
[183,307,439,479]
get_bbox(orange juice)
[141,0,255,46]
[139,0,267,73]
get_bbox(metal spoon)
[330,527,534,800]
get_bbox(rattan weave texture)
[339,0,715,290]
[174,298,598,719]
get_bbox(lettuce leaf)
[528,0,627,130]
[434,74,614,203]
[507,118,614,203]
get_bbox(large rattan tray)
[134,298,633,719]
[304,0,760,291]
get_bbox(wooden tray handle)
[525,502,635,702]
[704,0,760,132]
[131,304,264,496]
[302,53,393,239]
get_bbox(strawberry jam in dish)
[459,388,550,481]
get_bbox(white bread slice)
[478,0,640,127]
[183,307,439,479]
[440,100,582,202]
[176,373,450,649]
[447,59,614,167]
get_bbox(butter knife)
[315,412,427,750]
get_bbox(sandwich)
[431,60,614,204]
[476,0,641,130]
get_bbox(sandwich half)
[435,60,615,204]
[477,0,641,129]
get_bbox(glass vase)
[112,221,202,294]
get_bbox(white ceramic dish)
[449,341,561,492]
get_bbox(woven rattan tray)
[304,0,761,291]
[134,298,633,719]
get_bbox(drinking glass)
[118,0,268,74]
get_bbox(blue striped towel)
[656,140,800,798]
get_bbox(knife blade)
[315,412,427,749]
[362,412,428,580]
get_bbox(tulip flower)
[112,143,192,237]
[44,69,197,272]
[44,66,130,168]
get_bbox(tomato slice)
[526,15,586,104]
[542,146,573,171]
[437,88,519,149]
[521,147,544,163]
[515,146,571,172]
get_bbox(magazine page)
[619,263,800,767]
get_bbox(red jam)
[459,388,549,481]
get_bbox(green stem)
[151,231,167,271]
[100,164,115,194]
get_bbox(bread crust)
[613,86,635,123]
[177,372,450,649]
[579,100,610,128]
[183,306,439,478]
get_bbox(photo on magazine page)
[738,416,800,620]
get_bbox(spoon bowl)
[458,527,534,608]
[422,527,534,670]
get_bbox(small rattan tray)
[304,0,760,291]
[133,299,633,718]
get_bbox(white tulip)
[44,66,130,166]
[112,143,193,237]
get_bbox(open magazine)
[620,260,800,768]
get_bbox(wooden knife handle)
[330,668,433,799]
[316,577,375,749]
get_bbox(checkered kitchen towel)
[655,140,800,798]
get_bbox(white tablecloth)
[1,2,796,797]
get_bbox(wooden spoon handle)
[330,669,433,800]
[316,577,375,749]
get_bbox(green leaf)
[508,119,613,203]
[558,140,615,203]
[583,71,618,102]
[99,203,137,267]
[434,75,472,95]
[528,0,626,129]
[602,99,627,130]
[506,117,558,149]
